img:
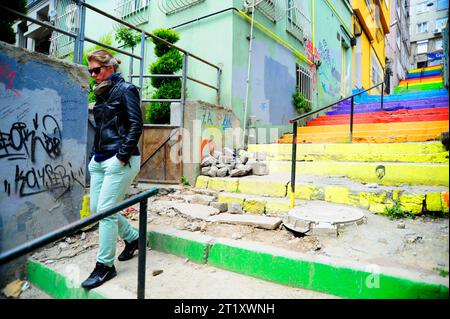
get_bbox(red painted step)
[307,107,449,126]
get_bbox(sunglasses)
[88,66,105,75]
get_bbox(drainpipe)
[242,0,256,149]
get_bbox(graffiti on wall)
[317,39,341,97]
[1,113,84,199]
[305,40,320,92]
[0,63,20,96]
[200,109,232,130]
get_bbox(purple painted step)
[326,97,449,115]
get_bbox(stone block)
[243,199,266,214]
[210,202,228,213]
[208,178,238,192]
[324,187,350,205]
[195,176,209,188]
[426,193,442,212]
[239,180,287,197]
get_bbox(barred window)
[296,64,312,103]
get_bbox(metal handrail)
[289,81,385,123]
[0,188,158,299]
[288,81,385,208]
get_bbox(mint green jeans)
[88,155,141,267]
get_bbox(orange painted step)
[296,120,448,133]
[278,120,449,144]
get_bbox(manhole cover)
[283,201,366,235]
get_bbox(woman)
[81,50,143,289]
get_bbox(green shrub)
[292,91,312,115]
[115,26,141,50]
[384,200,414,220]
[151,28,180,57]
[146,28,183,124]
[149,49,183,87]
[146,80,182,124]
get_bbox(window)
[296,64,312,104]
[416,1,430,13]
[417,22,428,33]
[436,17,448,32]
[396,32,401,49]
[435,39,443,50]
[396,0,401,18]
[437,0,449,10]
[417,40,428,54]
[371,51,383,85]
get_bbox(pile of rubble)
[200,148,269,177]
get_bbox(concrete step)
[27,228,338,299]
[196,174,449,214]
[265,161,449,186]
[248,142,449,163]
[27,225,449,299]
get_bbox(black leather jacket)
[93,74,143,163]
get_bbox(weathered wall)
[0,42,89,285]
[183,101,240,185]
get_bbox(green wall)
[81,0,353,138]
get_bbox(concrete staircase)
[196,66,449,216]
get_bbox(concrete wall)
[0,42,89,285]
[182,101,240,185]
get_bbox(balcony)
[115,0,150,24]
[286,4,311,43]
[157,0,205,15]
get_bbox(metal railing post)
[75,0,86,64]
[381,82,384,110]
[217,66,222,106]
[137,198,148,299]
[350,96,354,143]
[181,53,188,129]
[138,31,145,95]
[290,121,298,208]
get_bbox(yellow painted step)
[267,161,449,186]
[195,176,450,214]
[248,142,449,163]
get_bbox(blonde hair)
[87,49,122,72]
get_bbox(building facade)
[409,0,448,68]
[16,0,354,140]
[351,0,390,92]
[385,0,411,93]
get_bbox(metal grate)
[296,64,312,104]
[157,0,205,15]
[286,1,311,43]
[50,0,77,58]
[115,0,150,25]
[244,0,285,22]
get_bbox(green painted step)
[27,227,449,299]
[248,142,449,163]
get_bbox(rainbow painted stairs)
[197,65,449,218]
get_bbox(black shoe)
[81,262,117,289]
[118,239,139,261]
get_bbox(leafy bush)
[146,28,183,124]
[115,26,141,50]
[146,79,182,124]
[152,28,180,57]
[292,91,312,115]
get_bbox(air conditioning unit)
[434,28,441,33]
